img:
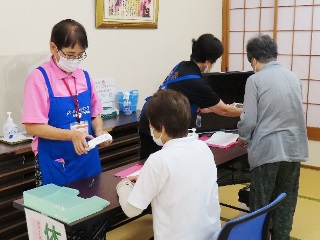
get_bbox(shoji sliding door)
[222,0,320,140]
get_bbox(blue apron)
[37,67,102,186]
[143,62,201,115]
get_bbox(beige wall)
[0,0,318,166]
[0,0,222,133]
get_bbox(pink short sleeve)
[22,69,50,124]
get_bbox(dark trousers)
[250,162,300,240]
[139,132,162,160]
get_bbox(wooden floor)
[106,167,320,240]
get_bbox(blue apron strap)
[162,62,201,89]
[163,74,201,89]
[145,96,152,102]
[37,67,54,98]
[169,62,182,78]
[148,62,201,115]
[83,70,92,92]
[160,62,181,89]
[168,75,201,83]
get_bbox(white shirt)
[128,135,221,240]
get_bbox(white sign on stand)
[94,78,116,106]
[25,208,67,240]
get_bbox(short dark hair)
[50,19,88,50]
[146,89,191,139]
[190,33,224,63]
[246,34,278,63]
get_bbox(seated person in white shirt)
[116,89,221,240]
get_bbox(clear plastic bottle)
[123,92,132,115]
[3,112,18,140]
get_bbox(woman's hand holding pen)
[118,176,138,185]
[127,176,138,182]
[71,131,93,155]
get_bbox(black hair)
[190,33,224,63]
[146,89,191,139]
[50,19,88,50]
[246,34,278,63]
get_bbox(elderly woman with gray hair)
[237,34,308,240]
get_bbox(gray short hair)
[246,34,278,63]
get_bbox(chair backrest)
[216,192,287,240]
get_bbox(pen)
[89,178,95,188]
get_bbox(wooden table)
[13,143,248,239]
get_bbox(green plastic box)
[23,184,110,223]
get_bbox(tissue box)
[101,106,119,119]
[23,184,110,223]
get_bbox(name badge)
[70,120,89,134]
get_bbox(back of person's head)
[146,89,191,139]
[50,19,88,50]
[246,34,278,63]
[190,33,224,64]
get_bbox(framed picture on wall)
[96,0,159,29]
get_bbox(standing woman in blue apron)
[139,34,243,160]
[22,19,112,186]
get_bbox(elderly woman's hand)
[238,139,248,148]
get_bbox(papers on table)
[114,164,143,178]
[127,169,141,177]
[200,131,239,149]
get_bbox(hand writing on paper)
[119,176,138,184]
[127,176,138,182]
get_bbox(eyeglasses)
[58,49,87,61]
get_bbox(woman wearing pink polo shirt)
[22,19,111,186]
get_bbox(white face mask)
[150,127,164,146]
[203,63,214,73]
[56,53,81,73]
[203,66,211,73]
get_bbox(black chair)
[216,192,287,240]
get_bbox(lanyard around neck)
[62,77,81,123]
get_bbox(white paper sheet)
[127,169,141,177]
[205,131,239,147]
